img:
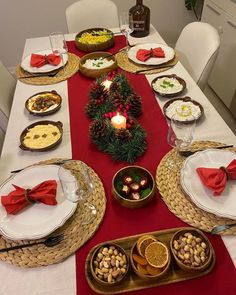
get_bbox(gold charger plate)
[0,159,106,268]
[116,51,178,74]
[16,53,80,85]
[85,227,215,294]
[156,141,236,235]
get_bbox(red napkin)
[196,159,236,196]
[136,47,165,62]
[1,180,57,215]
[30,54,61,68]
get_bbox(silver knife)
[10,159,72,173]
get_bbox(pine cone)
[110,92,124,107]
[109,81,120,93]
[115,128,132,142]
[85,100,98,118]
[89,82,106,100]
[126,94,142,117]
[89,120,107,140]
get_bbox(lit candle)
[111,112,126,129]
[102,79,112,90]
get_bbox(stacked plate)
[21,50,68,75]
[0,165,77,240]
[180,149,236,220]
[127,43,175,66]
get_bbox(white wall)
[0,0,196,69]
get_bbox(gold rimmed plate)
[151,74,186,98]
[25,90,62,116]
[19,120,63,152]
[163,97,204,123]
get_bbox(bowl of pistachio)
[170,228,213,272]
[90,243,129,286]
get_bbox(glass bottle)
[129,0,150,37]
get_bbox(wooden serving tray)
[85,227,215,294]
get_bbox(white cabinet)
[201,0,236,117]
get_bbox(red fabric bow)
[136,47,165,62]
[1,180,57,215]
[196,159,236,196]
[30,54,61,68]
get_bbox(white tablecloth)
[0,25,235,295]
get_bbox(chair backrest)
[0,60,16,119]
[175,22,220,90]
[66,0,119,33]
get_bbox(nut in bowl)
[130,235,171,279]
[170,228,213,272]
[90,243,129,286]
[112,166,155,208]
[79,52,117,79]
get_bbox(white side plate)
[180,149,236,219]
[127,43,175,65]
[0,165,77,240]
[21,50,68,73]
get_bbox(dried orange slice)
[146,264,163,276]
[137,235,157,257]
[132,254,148,266]
[137,263,148,275]
[145,241,169,268]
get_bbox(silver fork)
[211,223,236,234]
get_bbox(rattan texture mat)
[16,53,80,85]
[116,51,178,74]
[0,159,106,268]
[156,141,236,235]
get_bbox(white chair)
[66,0,119,33]
[175,22,220,90]
[0,60,16,154]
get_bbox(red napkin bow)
[196,159,236,196]
[30,53,61,68]
[136,47,165,62]
[1,180,57,215]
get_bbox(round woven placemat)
[0,159,106,268]
[16,53,80,85]
[156,141,236,235]
[116,51,178,74]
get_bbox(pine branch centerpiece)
[86,73,147,163]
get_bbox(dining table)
[0,24,236,295]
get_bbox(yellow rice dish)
[77,30,112,44]
[23,124,61,149]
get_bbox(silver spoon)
[0,234,64,252]
[211,223,236,234]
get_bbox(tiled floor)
[204,85,236,135]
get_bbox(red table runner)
[67,37,236,295]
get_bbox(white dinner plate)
[21,50,68,74]
[180,149,236,220]
[0,165,77,240]
[127,43,175,65]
